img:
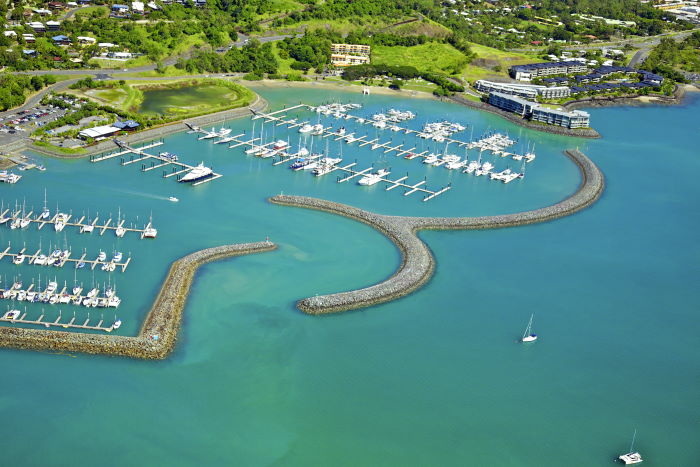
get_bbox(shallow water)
[140,85,236,116]
[0,86,698,466]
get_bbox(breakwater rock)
[270,149,604,315]
[0,241,276,359]
[448,95,601,139]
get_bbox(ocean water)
[0,86,698,466]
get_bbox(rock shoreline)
[0,241,276,359]
[270,149,604,314]
[448,95,601,139]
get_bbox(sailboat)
[521,314,537,343]
[618,429,643,464]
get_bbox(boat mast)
[629,428,637,453]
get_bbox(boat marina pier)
[0,206,156,239]
[1,310,119,333]
[90,140,223,186]
[0,243,131,272]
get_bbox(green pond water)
[139,84,235,115]
[0,85,698,466]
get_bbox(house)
[107,51,132,59]
[32,8,52,16]
[48,2,66,10]
[22,49,37,57]
[3,31,17,38]
[113,120,140,131]
[79,125,120,139]
[111,4,129,14]
[22,34,36,43]
[331,43,371,56]
[52,35,71,45]
[28,22,46,32]
[77,36,96,45]
[330,54,370,67]
[46,20,61,31]
[132,1,144,13]
[98,42,116,48]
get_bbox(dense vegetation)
[341,64,464,96]
[0,73,56,110]
[642,32,700,82]
[175,39,278,76]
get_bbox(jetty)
[1,310,118,333]
[90,140,223,186]
[0,243,131,272]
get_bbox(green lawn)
[257,0,304,20]
[372,43,469,75]
[461,42,540,82]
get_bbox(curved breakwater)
[270,149,604,314]
[0,241,277,359]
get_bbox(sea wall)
[269,149,604,314]
[27,94,269,158]
[562,84,689,110]
[448,95,601,139]
[0,241,276,359]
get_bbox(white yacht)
[298,123,314,134]
[142,226,158,238]
[12,254,25,265]
[10,217,21,229]
[358,168,390,186]
[521,314,537,343]
[108,297,121,308]
[618,430,643,464]
[272,139,289,150]
[112,318,122,329]
[113,251,123,263]
[490,169,512,181]
[54,213,69,232]
[115,226,126,237]
[3,309,20,320]
[72,286,83,296]
[423,153,439,165]
[33,254,48,265]
[97,250,107,262]
[311,123,324,135]
[312,158,342,176]
[445,159,465,170]
[475,161,494,176]
[80,223,94,233]
[179,163,213,183]
[46,281,58,294]
[168,197,179,203]
[502,172,521,184]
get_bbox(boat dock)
[0,244,131,272]
[331,162,451,201]
[0,207,155,239]
[90,140,223,186]
[1,310,119,332]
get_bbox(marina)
[1,277,122,308]
[0,243,131,272]
[89,139,223,186]
[0,201,158,239]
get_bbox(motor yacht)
[358,169,390,186]
[179,163,213,183]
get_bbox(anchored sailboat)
[618,429,643,464]
[521,313,537,343]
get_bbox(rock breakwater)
[270,149,604,314]
[0,241,276,359]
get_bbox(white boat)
[112,318,122,329]
[10,218,21,229]
[108,297,121,308]
[179,163,213,183]
[3,309,20,320]
[358,168,390,186]
[445,160,465,170]
[113,251,123,262]
[12,254,25,265]
[72,286,82,296]
[33,254,48,265]
[423,153,439,164]
[46,281,58,294]
[521,314,537,343]
[54,213,68,232]
[168,196,179,202]
[502,172,521,184]
[311,123,324,135]
[142,226,158,238]
[86,288,99,298]
[115,226,126,237]
[618,430,643,465]
[298,123,313,134]
[312,158,342,176]
[97,250,107,262]
[490,169,512,181]
[272,139,289,150]
[245,145,262,155]
[80,223,94,233]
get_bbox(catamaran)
[618,430,643,464]
[521,314,537,343]
[298,123,313,134]
[179,163,213,183]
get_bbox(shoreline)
[0,241,277,359]
[269,148,604,314]
[562,83,699,110]
[245,78,437,100]
[24,94,269,159]
[448,95,602,139]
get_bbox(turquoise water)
[139,85,235,115]
[1,86,698,466]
